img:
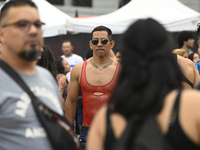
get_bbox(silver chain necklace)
[90,58,113,73]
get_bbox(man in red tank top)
[65,26,120,150]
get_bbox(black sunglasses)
[91,38,109,45]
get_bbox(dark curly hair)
[55,56,65,74]
[37,45,58,80]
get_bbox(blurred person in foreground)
[0,0,63,149]
[87,18,200,150]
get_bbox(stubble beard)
[65,51,72,57]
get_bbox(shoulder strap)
[80,60,87,85]
[168,90,181,127]
[174,54,193,88]
[106,108,112,127]
[173,90,181,115]
[0,60,82,150]
[0,59,40,106]
[105,108,115,150]
[180,73,193,88]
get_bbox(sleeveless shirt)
[80,60,120,127]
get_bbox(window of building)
[47,0,64,5]
[73,0,92,7]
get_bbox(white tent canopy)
[35,0,72,37]
[1,0,72,37]
[66,0,200,34]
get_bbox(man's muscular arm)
[65,63,82,125]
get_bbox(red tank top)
[80,60,120,127]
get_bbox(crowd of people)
[1,0,200,150]
[174,30,200,76]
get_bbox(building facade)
[50,0,200,17]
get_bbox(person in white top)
[61,40,84,81]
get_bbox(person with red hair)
[188,52,200,63]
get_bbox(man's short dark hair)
[177,31,194,48]
[91,25,112,41]
[62,40,72,46]
[0,0,37,25]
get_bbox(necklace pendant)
[90,58,113,74]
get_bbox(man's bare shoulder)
[73,62,84,70]
[177,55,195,68]
[112,58,118,65]
[71,62,84,78]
